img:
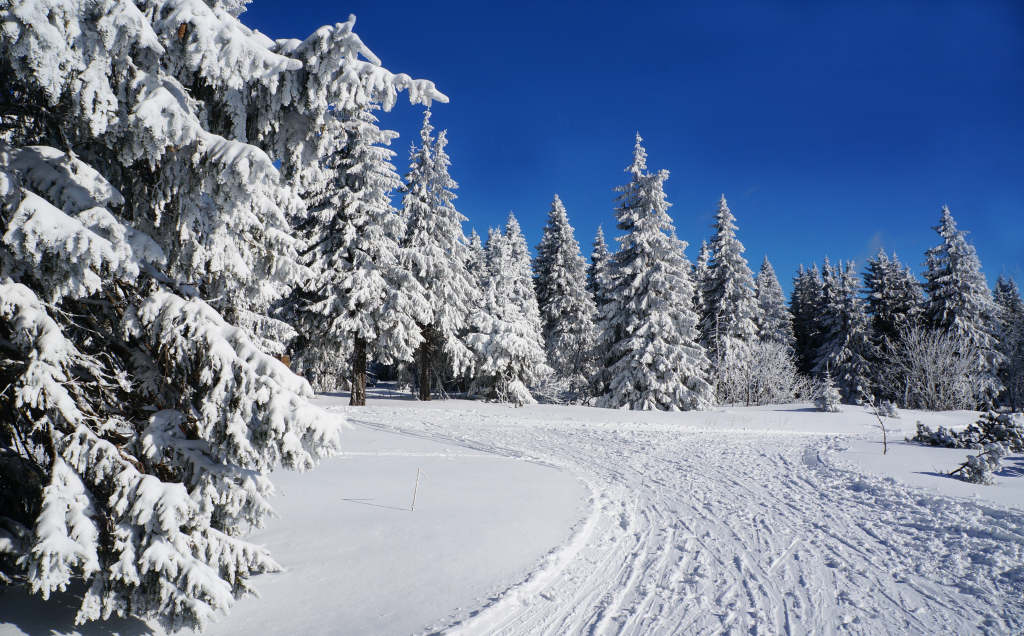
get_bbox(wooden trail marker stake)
[410,468,427,512]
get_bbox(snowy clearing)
[3,394,1024,635]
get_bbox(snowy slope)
[3,393,1023,635]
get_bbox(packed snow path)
[343,403,1024,636]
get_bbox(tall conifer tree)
[700,196,760,366]
[281,107,429,401]
[595,135,711,411]
[755,256,794,348]
[588,225,612,309]
[534,196,598,377]
[401,113,478,400]
[862,249,923,352]
[812,261,877,403]
[468,217,549,403]
[922,206,1001,403]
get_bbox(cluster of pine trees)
[295,118,1021,414]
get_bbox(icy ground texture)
[3,398,1024,635]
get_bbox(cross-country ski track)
[343,401,1024,636]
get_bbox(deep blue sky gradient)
[244,0,1024,294]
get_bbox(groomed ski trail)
[343,406,1024,636]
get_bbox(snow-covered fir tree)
[278,106,429,402]
[700,195,760,366]
[587,225,613,309]
[466,229,489,291]
[994,275,1024,410]
[812,260,877,403]
[595,135,712,411]
[922,206,1002,403]
[791,263,825,375]
[813,371,844,412]
[533,195,598,379]
[0,4,444,629]
[755,256,794,348]
[401,114,479,400]
[692,239,711,323]
[467,218,550,403]
[863,249,924,350]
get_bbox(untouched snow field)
[3,391,1024,635]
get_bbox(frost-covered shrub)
[880,326,986,411]
[878,400,900,419]
[909,412,1024,452]
[0,1,440,630]
[953,443,1008,485]
[813,372,844,412]
[716,340,805,406]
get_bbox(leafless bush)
[880,326,984,411]
[716,340,808,406]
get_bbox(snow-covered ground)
[3,390,1024,635]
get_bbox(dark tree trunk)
[350,336,366,407]
[418,331,432,402]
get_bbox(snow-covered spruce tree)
[401,113,478,400]
[812,260,878,403]
[994,275,1024,410]
[863,249,923,352]
[813,371,844,412]
[466,228,489,292]
[587,225,613,310]
[692,239,710,325]
[922,206,1002,404]
[533,195,598,381]
[791,263,825,375]
[755,256,794,348]
[595,135,712,411]
[468,218,550,404]
[700,196,759,365]
[700,196,759,403]
[277,106,429,402]
[0,4,446,628]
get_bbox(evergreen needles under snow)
[400,113,479,400]
[0,2,449,628]
[595,135,712,411]
[533,195,598,384]
[468,217,550,404]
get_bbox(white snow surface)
[3,394,1024,635]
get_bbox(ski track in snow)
[341,406,1024,636]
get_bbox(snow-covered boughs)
[813,372,843,413]
[595,135,711,411]
[700,195,759,367]
[811,260,877,404]
[0,0,444,628]
[468,215,550,404]
[533,195,598,385]
[863,250,923,350]
[922,206,1002,404]
[587,225,612,310]
[994,275,1024,411]
[400,113,479,400]
[277,105,428,399]
[754,256,794,348]
[790,264,824,375]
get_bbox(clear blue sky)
[244,0,1024,294]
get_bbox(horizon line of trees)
[282,104,1023,415]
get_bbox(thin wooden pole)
[410,468,428,511]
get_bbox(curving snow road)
[346,402,1024,636]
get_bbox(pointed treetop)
[627,133,648,177]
